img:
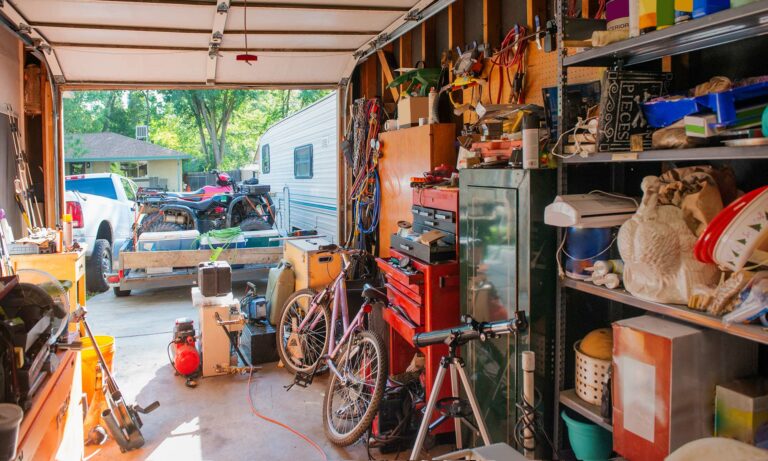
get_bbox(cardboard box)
[716,378,768,448]
[612,316,758,461]
[397,96,429,128]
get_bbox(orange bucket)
[80,335,115,404]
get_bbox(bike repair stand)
[409,331,492,461]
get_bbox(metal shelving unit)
[564,0,768,67]
[553,0,768,451]
[559,389,613,432]
[564,279,768,345]
[562,145,768,164]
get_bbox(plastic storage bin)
[242,229,280,248]
[562,411,613,460]
[138,230,199,251]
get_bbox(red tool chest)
[377,188,461,435]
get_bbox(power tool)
[169,318,201,387]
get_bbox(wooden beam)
[41,63,56,228]
[398,32,413,69]
[483,0,501,49]
[32,22,380,36]
[377,50,399,101]
[448,0,465,49]
[528,0,548,29]
[358,57,378,99]
[420,18,436,67]
[120,246,283,269]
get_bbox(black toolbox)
[239,321,279,365]
[390,234,455,264]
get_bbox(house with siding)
[64,132,191,191]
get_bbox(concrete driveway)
[83,283,387,461]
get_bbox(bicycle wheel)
[322,330,387,446]
[276,288,330,375]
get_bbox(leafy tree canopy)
[63,89,330,171]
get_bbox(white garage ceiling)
[1,0,450,89]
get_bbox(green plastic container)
[561,411,613,461]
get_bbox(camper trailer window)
[294,144,313,179]
[262,144,270,174]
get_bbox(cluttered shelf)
[560,145,768,163]
[563,0,768,67]
[559,388,613,432]
[563,278,768,345]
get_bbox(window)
[65,177,118,200]
[121,178,136,201]
[261,144,270,174]
[111,161,148,179]
[294,144,313,179]
[68,162,86,175]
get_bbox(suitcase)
[266,260,296,325]
[197,261,232,297]
[239,321,279,365]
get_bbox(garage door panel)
[215,51,352,84]
[220,34,370,50]
[228,8,401,32]
[39,27,210,48]
[15,1,214,29]
[55,48,207,83]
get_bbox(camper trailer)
[257,92,338,242]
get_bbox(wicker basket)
[574,340,611,406]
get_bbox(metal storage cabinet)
[458,169,557,455]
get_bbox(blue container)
[565,227,613,280]
[693,0,729,16]
[561,411,613,461]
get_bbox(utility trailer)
[108,241,282,296]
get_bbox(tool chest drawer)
[412,222,456,245]
[383,307,422,347]
[410,205,434,219]
[376,257,424,290]
[412,188,459,213]
[384,274,423,305]
[385,282,423,326]
[390,234,455,264]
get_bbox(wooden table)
[10,249,86,336]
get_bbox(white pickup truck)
[65,173,138,293]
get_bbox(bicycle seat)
[362,284,387,302]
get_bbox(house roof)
[64,132,192,162]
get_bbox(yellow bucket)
[81,335,115,404]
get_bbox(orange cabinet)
[377,124,457,257]
[16,350,84,461]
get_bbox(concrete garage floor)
[83,282,434,461]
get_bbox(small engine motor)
[170,318,201,387]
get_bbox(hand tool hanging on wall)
[6,105,43,231]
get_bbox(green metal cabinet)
[458,168,557,457]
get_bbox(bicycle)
[276,244,388,446]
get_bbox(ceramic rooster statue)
[618,176,720,304]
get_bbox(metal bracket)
[216,2,229,13]
[405,9,423,21]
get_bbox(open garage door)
[1,0,452,88]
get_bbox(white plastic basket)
[574,340,611,406]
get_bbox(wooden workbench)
[10,249,86,336]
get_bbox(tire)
[113,287,132,297]
[322,330,387,447]
[276,288,330,375]
[144,221,185,233]
[139,212,163,234]
[86,239,112,293]
[238,216,272,231]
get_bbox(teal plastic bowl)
[561,410,613,461]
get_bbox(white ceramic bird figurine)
[618,176,720,304]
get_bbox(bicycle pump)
[408,312,528,461]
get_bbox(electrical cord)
[513,388,559,458]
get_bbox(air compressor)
[168,318,201,387]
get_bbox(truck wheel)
[113,287,132,297]
[144,221,185,232]
[239,216,272,231]
[86,239,112,293]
